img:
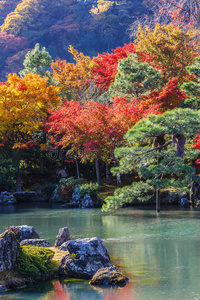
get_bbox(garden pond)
[0,203,200,300]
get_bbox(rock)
[90,266,129,286]
[0,285,8,293]
[60,203,75,209]
[13,191,37,203]
[9,225,39,242]
[195,200,200,207]
[72,185,82,207]
[20,239,53,247]
[0,230,20,271]
[54,227,71,247]
[179,197,190,208]
[59,237,112,279]
[82,194,94,208]
[0,192,16,205]
[160,192,178,204]
[50,188,64,203]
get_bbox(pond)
[1,203,200,300]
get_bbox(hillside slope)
[0,0,147,80]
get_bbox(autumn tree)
[0,73,60,148]
[47,97,159,184]
[148,0,200,30]
[51,45,96,102]
[102,108,200,212]
[0,73,61,190]
[135,23,198,83]
[141,78,187,113]
[91,42,135,91]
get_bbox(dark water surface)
[1,203,200,300]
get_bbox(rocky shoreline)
[0,225,129,293]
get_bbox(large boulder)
[20,239,52,247]
[0,192,16,205]
[90,266,129,286]
[59,237,112,279]
[72,185,82,207]
[82,194,94,208]
[0,230,20,271]
[54,227,70,247]
[9,225,39,242]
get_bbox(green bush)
[79,182,99,197]
[37,183,57,197]
[16,246,55,283]
[59,177,84,187]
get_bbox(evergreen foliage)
[19,43,52,77]
[109,54,162,98]
[103,108,200,211]
[181,56,200,109]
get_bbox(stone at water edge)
[0,285,8,293]
[54,227,71,247]
[0,192,16,205]
[72,185,82,206]
[59,237,112,279]
[0,230,20,272]
[90,266,129,286]
[82,194,94,208]
[9,225,39,242]
[179,197,190,208]
[20,239,53,247]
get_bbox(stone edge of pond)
[0,226,129,293]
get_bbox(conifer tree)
[103,108,200,212]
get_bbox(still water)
[1,203,200,300]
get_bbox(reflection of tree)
[90,280,135,300]
[38,280,70,300]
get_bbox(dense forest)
[0,0,149,81]
[0,0,199,211]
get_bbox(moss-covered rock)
[90,266,129,286]
[15,245,57,283]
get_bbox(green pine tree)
[102,108,200,212]
[109,53,162,98]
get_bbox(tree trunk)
[106,163,110,184]
[16,175,22,192]
[76,157,80,179]
[115,159,121,186]
[156,188,160,213]
[12,148,22,191]
[95,158,100,185]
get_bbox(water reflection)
[1,205,200,299]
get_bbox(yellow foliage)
[0,73,61,146]
[135,23,199,83]
[51,45,93,102]
[90,0,114,16]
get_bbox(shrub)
[78,182,99,197]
